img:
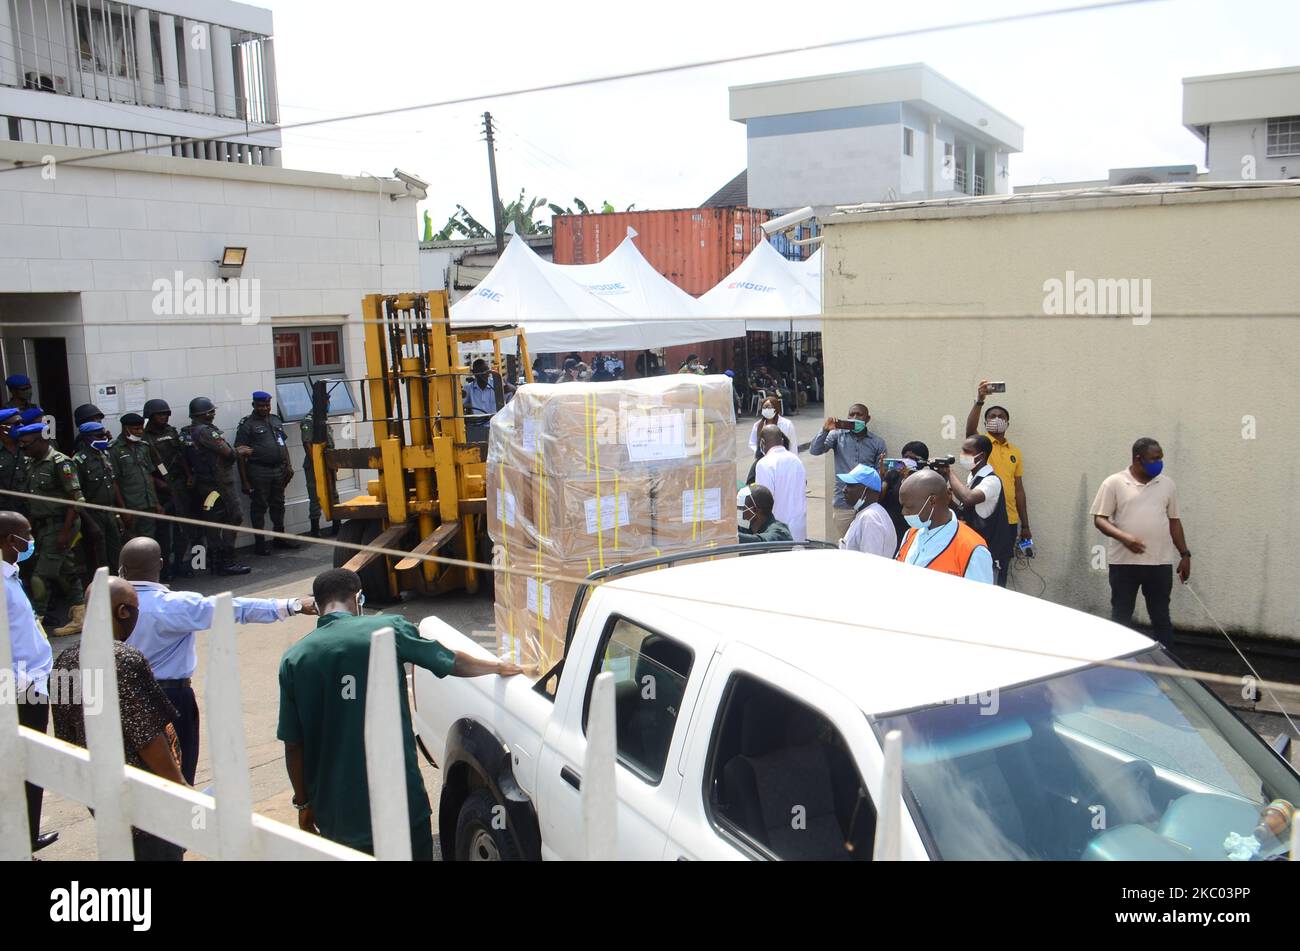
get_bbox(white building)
[0,0,422,535]
[1183,65,1300,182]
[728,63,1023,210]
[1,0,280,164]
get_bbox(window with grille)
[1266,116,1300,157]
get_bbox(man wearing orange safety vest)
[895,469,994,584]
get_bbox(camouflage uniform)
[109,433,160,542]
[0,440,28,518]
[72,440,123,572]
[25,446,85,617]
[299,416,335,527]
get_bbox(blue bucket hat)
[836,463,882,492]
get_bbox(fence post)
[206,592,255,859]
[80,568,135,859]
[364,627,411,860]
[873,728,903,861]
[582,670,617,860]
[0,566,31,860]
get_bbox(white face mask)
[126,434,142,442]
[986,417,1008,435]
[761,407,776,419]
[960,453,978,470]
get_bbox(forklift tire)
[454,789,520,861]
[333,519,391,605]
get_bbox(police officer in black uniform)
[235,391,300,556]
[181,397,251,576]
[143,398,195,580]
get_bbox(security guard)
[72,420,125,574]
[73,402,104,430]
[0,407,28,517]
[12,422,86,635]
[5,374,33,411]
[110,413,163,545]
[181,397,251,576]
[143,398,195,580]
[299,413,337,538]
[235,391,300,556]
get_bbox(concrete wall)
[0,140,420,534]
[820,184,1300,641]
[1206,120,1300,182]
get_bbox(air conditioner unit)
[22,72,68,93]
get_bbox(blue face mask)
[903,496,936,532]
[1141,459,1164,478]
[11,535,34,563]
[91,438,109,451]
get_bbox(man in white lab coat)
[754,425,808,542]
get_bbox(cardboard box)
[534,472,653,563]
[650,461,739,552]
[486,462,533,554]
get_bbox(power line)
[0,0,1168,176]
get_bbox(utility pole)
[482,111,504,256]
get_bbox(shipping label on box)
[626,410,687,462]
[526,576,552,621]
[495,488,517,527]
[681,487,722,523]
[584,493,630,534]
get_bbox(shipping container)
[551,207,771,296]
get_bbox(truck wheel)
[333,519,391,605]
[455,790,520,861]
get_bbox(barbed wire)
[2,486,1298,706]
[0,0,1167,176]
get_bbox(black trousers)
[18,696,48,850]
[247,464,287,530]
[1109,563,1175,648]
[161,682,200,785]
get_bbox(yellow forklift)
[304,290,532,602]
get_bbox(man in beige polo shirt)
[1090,437,1191,649]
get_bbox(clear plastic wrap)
[487,374,738,675]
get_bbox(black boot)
[328,520,340,537]
[309,518,321,538]
[254,536,271,556]
[273,530,301,550]
[214,560,251,576]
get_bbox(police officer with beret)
[235,391,300,556]
[143,398,195,580]
[5,374,33,411]
[12,421,87,635]
[181,397,251,576]
[0,407,28,517]
[111,413,163,545]
[72,419,125,575]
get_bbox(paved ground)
[31,401,1298,859]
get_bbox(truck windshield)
[875,651,1300,861]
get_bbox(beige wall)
[821,184,1300,642]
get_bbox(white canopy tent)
[449,233,745,352]
[696,239,823,332]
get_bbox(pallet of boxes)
[487,374,737,675]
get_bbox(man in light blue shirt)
[2,510,55,854]
[118,536,315,783]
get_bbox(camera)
[918,455,956,470]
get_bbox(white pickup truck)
[412,547,1300,861]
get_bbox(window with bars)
[73,1,133,78]
[273,327,355,421]
[1266,116,1300,157]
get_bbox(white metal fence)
[0,567,618,861]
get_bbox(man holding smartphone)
[810,403,887,541]
[965,380,1031,559]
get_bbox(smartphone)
[987,381,1007,393]
[883,458,908,471]
[834,419,858,430]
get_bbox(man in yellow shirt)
[965,380,1030,586]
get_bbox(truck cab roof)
[597,549,1153,716]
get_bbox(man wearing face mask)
[118,536,315,784]
[1,510,57,855]
[0,408,29,520]
[1090,437,1190,650]
[810,403,888,541]
[737,484,793,544]
[182,396,252,576]
[278,568,522,857]
[837,465,896,558]
[946,434,1013,587]
[13,423,87,632]
[110,413,164,545]
[965,381,1031,549]
[755,424,807,542]
[5,374,34,411]
[895,469,994,584]
[72,419,126,577]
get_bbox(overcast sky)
[264,0,1299,235]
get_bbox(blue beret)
[19,408,44,423]
[5,375,30,388]
[0,408,19,422]
[252,391,273,401]
[78,421,106,434]
[11,423,45,437]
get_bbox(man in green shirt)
[277,568,523,858]
[737,484,793,544]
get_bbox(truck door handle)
[560,766,581,790]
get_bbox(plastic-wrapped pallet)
[487,375,737,674]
